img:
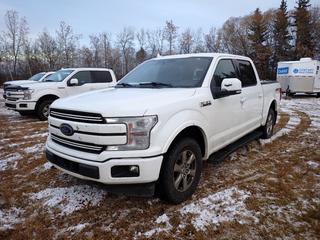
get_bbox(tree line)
[0,0,319,84]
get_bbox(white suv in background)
[4,68,117,120]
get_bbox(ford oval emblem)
[60,123,74,136]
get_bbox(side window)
[72,71,92,85]
[91,71,113,83]
[237,60,257,87]
[211,59,237,94]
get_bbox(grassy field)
[0,92,319,239]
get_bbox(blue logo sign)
[277,67,289,75]
[60,123,74,136]
[293,68,299,74]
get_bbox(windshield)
[29,73,45,81]
[117,57,213,88]
[45,69,74,82]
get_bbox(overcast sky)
[0,0,319,45]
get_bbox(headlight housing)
[23,89,34,100]
[106,116,158,151]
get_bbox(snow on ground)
[307,161,320,169]
[23,143,45,154]
[0,207,24,231]
[32,162,53,174]
[0,153,22,171]
[29,185,107,216]
[142,187,258,237]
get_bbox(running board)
[207,130,262,164]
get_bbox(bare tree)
[38,30,59,69]
[164,20,178,55]
[100,32,112,68]
[89,34,101,67]
[56,21,79,67]
[117,27,135,75]
[204,27,221,52]
[136,28,146,49]
[179,28,194,53]
[193,28,205,53]
[2,10,28,78]
[146,28,165,57]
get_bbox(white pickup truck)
[3,71,54,90]
[45,53,281,203]
[4,68,117,120]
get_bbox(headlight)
[23,89,34,100]
[105,115,158,151]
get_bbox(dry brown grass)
[0,97,320,239]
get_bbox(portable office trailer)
[277,58,320,96]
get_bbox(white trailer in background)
[277,58,320,97]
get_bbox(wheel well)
[35,95,59,110]
[168,126,206,158]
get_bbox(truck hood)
[51,88,196,117]
[16,81,62,90]
[4,80,30,86]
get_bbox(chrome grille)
[51,134,105,153]
[50,108,104,123]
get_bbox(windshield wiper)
[116,82,134,88]
[138,82,173,88]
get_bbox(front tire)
[158,138,202,204]
[36,100,53,121]
[261,108,275,139]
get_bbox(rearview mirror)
[69,78,79,86]
[216,78,242,98]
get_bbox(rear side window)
[91,71,113,83]
[72,71,92,85]
[211,59,237,89]
[236,60,257,87]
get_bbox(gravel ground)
[0,90,319,239]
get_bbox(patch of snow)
[143,187,258,237]
[32,162,53,174]
[24,143,45,154]
[179,187,258,230]
[66,223,89,232]
[307,161,320,169]
[0,153,22,171]
[29,185,107,216]
[0,207,24,230]
[144,214,172,237]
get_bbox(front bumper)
[45,144,163,185]
[5,99,36,111]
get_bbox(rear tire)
[157,138,202,204]
[261,108,275,139]
[36,100,53,121]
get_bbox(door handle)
[258,94,263,98]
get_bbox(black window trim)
[234,59,258,88]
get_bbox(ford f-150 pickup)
[4,68,116,120]
[45,53,281,203]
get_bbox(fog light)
[129,166,139,174]
[111,165,140,178]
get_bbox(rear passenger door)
[235,59,263,132]
[89,70,114,90]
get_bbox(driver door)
[66,71,93,96]
[203,59,244,152]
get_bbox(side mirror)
[68,78,79,86]
[216,78,242,98]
